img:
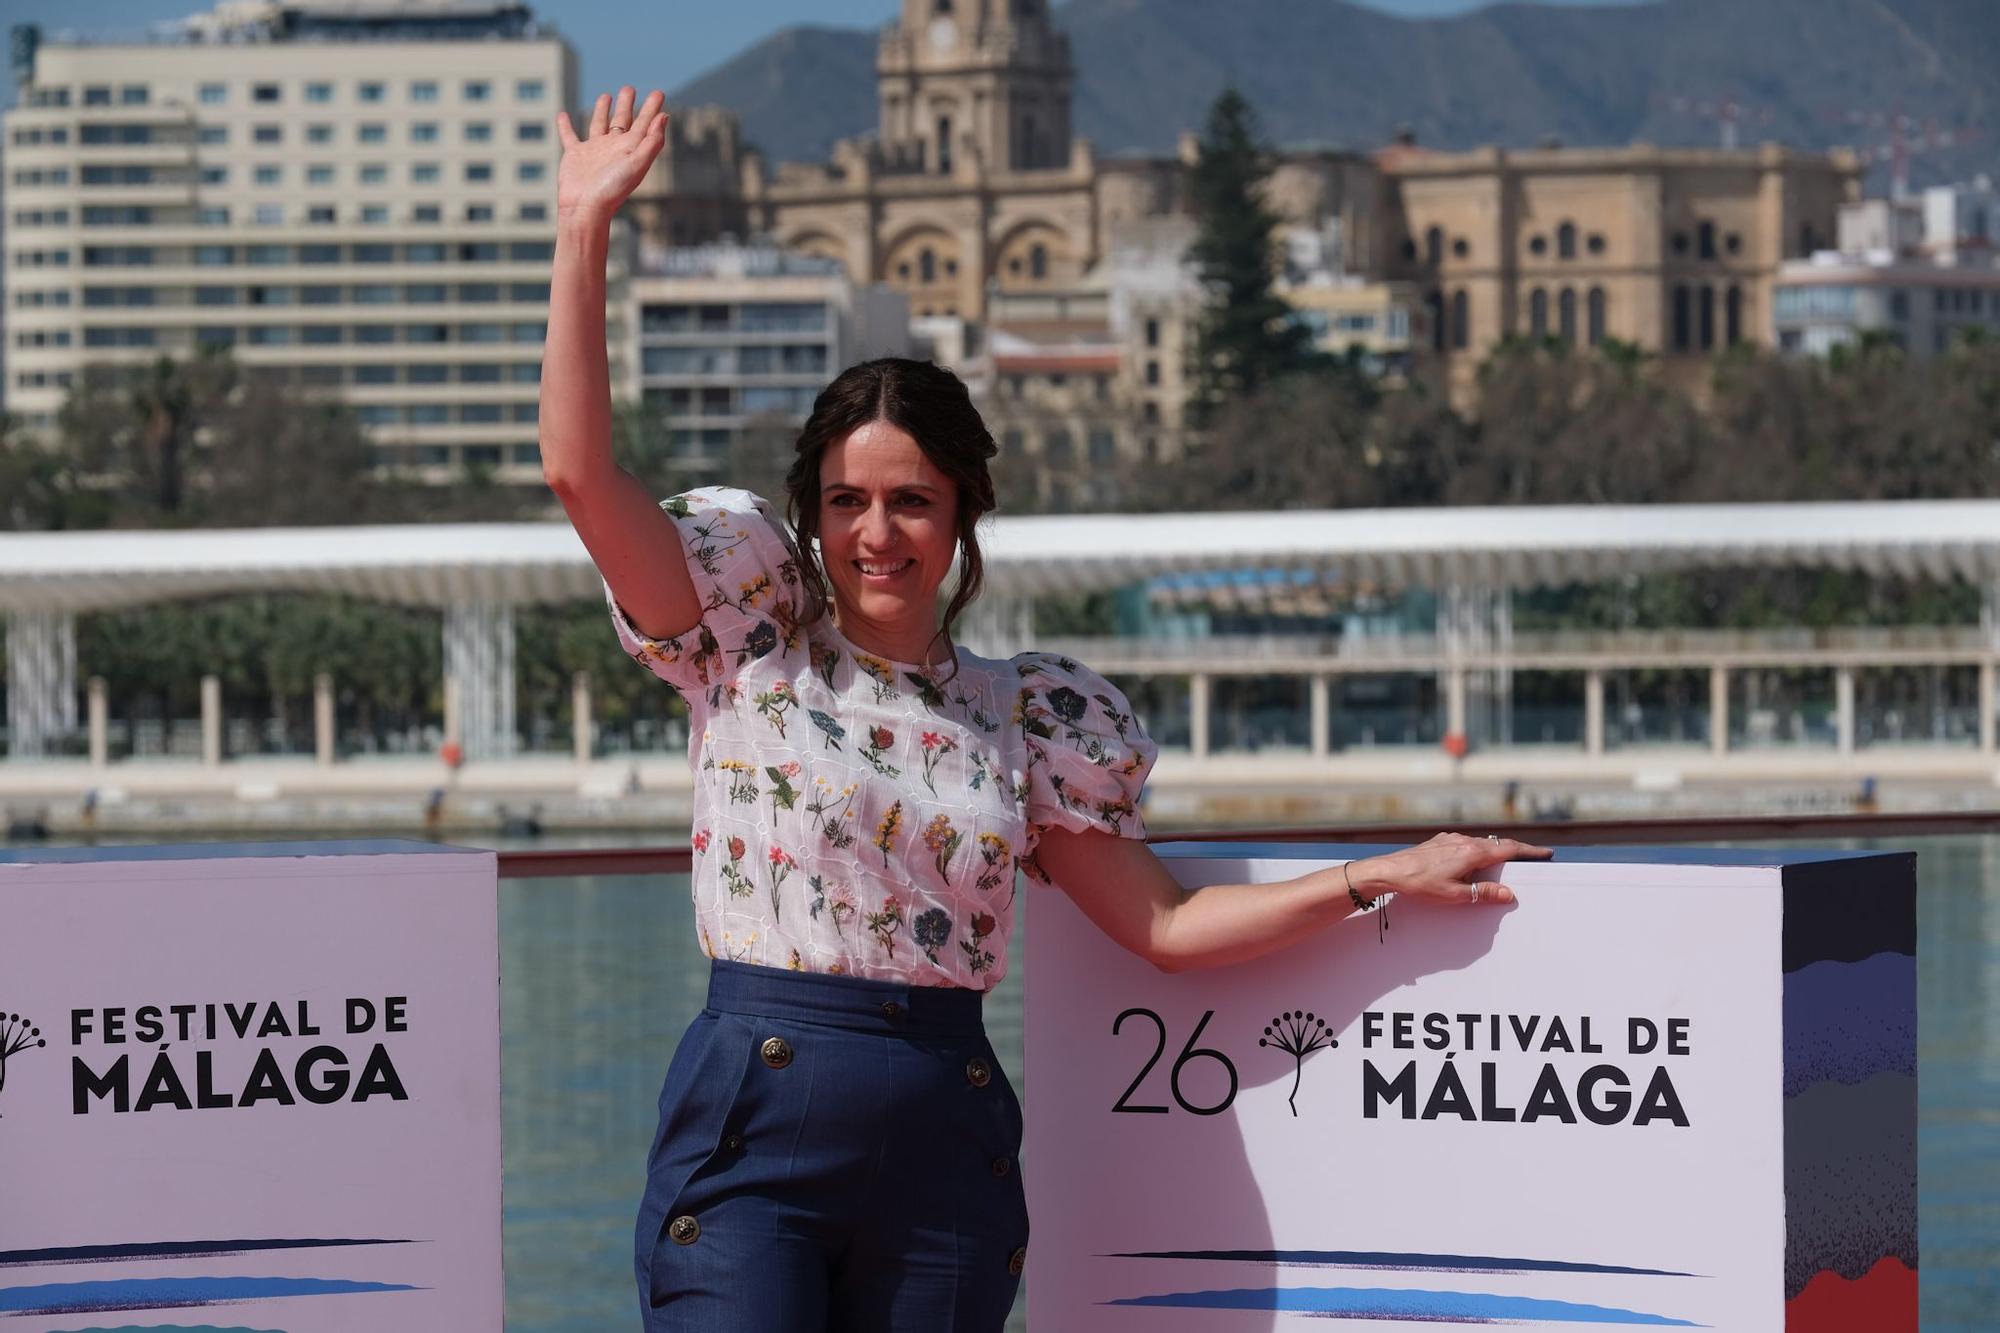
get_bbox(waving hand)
[556,85,668,225]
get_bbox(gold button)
[965,1057,992,1088]
[1008,1245,1026,1276]
[669,1215,700,1246]
[991,1156,1011,1178]
[761,1036,793,1069]
[880,1000,903,1020]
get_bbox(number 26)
[1111,1007,1238,1116]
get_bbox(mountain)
[668,0,1998,192]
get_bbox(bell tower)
[878,0,1075,175]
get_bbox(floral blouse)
[608,486,1157,990]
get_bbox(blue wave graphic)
[1782,951,1916,1097]
[50,1327,286,1332]
[1104,1249,1697,1277]
[0,1277,418,1317]
[1106,1285,1704,1325]
[0,1239,412,1269]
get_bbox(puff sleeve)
[606,486,807,701]
[1014,652,1158,871]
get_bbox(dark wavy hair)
[783,357,998,680]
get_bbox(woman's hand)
[556,85,668,227]
[1348,831,1553,907]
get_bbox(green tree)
[1184,88,1319,427]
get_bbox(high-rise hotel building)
[3,2,579,479]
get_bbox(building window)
[254,165,282,185]
[307,165,335,185]
[359,123,388,144]
[360,164,388,184]
[1558,287,1577,345]
[361,205,389,224]
[465,122,493,143]
[1888,289,1910,321]
[411,122,440,143]
[411,80,438,102]
[937,115,953,175]
[1587,286,1607,345]
[518,161,546,182]
[1698,220,1717,261]
[199,83,226,105]
[200,125,228,144]
[253,124,282,144]
[1557,222,1577,260]
[359,81,385,103]
[1426,290,1445,352]
[1425,226,1444,267]
[1030,243,1048,280]
[412,163,440,184]
[919,248,937,283]
[465,163,494,183]
[1451,289,1469,351]
[464,80,492,102]
[1672,231,1690,256]
[517,79,546,101]
[255,204,284,225]
[305,81,332,103]
[1672,284,1691,350]
[517,120,546,142]
[1529,235,1548,257]
[1453,237,1470,259]
[305,123,332,144]
[1587,233,1607,256]
[120,85,149,105]
[1698,284,1716,349]
[1145,359,1161,386]
[412,205,442,223]
[1725,284,1743,345]
[1529,287,1549,338]
[1145,316,1161,348]
[1725,232,1742,255]
[253,83,280,103]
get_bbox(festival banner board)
[0,840,502,1330]
[1026,843,1916,1332]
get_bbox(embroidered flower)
[872,800,904,865]
[913,906,952,965]
[922,812,963,880]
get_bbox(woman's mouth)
[855,559,915,583]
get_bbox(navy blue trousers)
[634,959,1029,1331]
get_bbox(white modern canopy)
[5,499,2000,614]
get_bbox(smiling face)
[816,417,960,659]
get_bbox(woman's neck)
[832,604,951,667]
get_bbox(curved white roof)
[3,500,1998,613]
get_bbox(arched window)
[1451,289,1469,350]
[1529,287,1549,338]
[1698,284,1716,350]
[1725,284,1743,345]
[1557,221,1577,260]
[1426,289,1445,352]
[1672,284,1691,350]
[1029,242,1048,280]
[1425,226,1444,267]
[919,247,936,283]
[937,115,953,175]
[1698,220,1716,261]
[1558,287,1578,345]
[1587,286,1607,345]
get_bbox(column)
[200,674,222,768]
[1980,659,1996,756]
[4,609,77,759]
[442,599,515,762]
[1584,669,1606,757]
[1309,673,1330,759]
[1189,672,1210,761]
[572,670,594,765]
[1835,666,1856,754]
[87,677,108,769]
[314,672,336,768]
[1445,669,1468,739]
[1709,665,1730,755]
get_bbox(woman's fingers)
[587,91,611,138]
[555,109,579,150]
[631,88,667,140]
[611,84,637,130]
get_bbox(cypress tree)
[1185,88,1319,427]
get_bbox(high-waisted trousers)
[634,958,1030,1331]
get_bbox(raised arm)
[542,86,702,642]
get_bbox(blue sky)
[3,1,1646,109]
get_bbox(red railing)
[492,808,2000,878]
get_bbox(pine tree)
[1184,88,1319,427]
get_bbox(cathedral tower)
[878,0,1075,175]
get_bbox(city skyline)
[1,0,1650,115]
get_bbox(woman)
[544,87,1551,1332]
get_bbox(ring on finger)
[1470,881,1482,904]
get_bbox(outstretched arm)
[542,86,702,642]
[1032,827,1552,973]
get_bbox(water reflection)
[491,839,1997,1330]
